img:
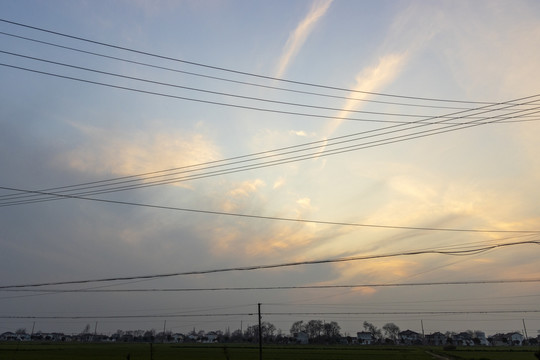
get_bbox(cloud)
[209,217,318,258]
[320,2,445,138]
[289,130,307,137]
[323,52,408,137]
[225,179,266,200]
[273,177,286,189]
[296,197,312,209]
[58,123,220,184]
[275,0,333,78]
[323,258,422,294]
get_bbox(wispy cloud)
[323,52,408,137]
[275,0,333,78]
[321,2,444,138]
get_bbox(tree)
[323,321,341,339]
[230,329,243,342]
[262,322,276,340]
[15,328,27,335]
[382,323,400,343]
[363,321,382,341]
[244,324,258,341]
[143,329,155,342]
[244,322,276,342]
[306,320,324,340]
[290,320,305,335]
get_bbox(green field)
[0,343,538,360]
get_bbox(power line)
[2,106,539,206]
[0,30,491,111]
[1,309,538,320]
[1,96,538,207]
[4,50,475,120]
[1,184,539,235]
[0,313,254,320]
[2,61,398,123]
[0,31,537,129]
[5,61,537,129]
[1,27,538,208]
[0,240,538,290]
[1,20,539,215]
[0,18,519,105]
[4,50,539,124]
[265,310,540,316]
[3,279,539,293]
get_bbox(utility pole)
[522,319,528,340]
[258,303,263,360]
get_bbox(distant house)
[205,332,219,343]
[356,331,374,345]
[0,332,17,341]
[453,332,474,346]
[489,332,524,346]
[426,332,446,345]
[506,332,524,346]
[294,331,309,344]
[43,333,67,341]
[474,331,488,346]
[171,333,184,343]
[489,333,507,346]
[399,330,422,345]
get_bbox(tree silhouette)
[382,323,400,343]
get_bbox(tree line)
[6,320,395,344]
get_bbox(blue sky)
[1,0,539,337]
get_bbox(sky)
[0,0,539,338]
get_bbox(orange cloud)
[60,123,219,184]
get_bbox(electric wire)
[1,18,539,335]
[1,23,539,209]
[0,240,538,290]
[2,236,533,301]
[1,309,538,320]
[2,184,539,234]
[2,279,539,293]
[2,19,536,210]
[4,50,475,120]
[1,101,537,205]
[0,18,524,105]
[5,61,538,129]
[4,50,540,122]
[2,105,539,206]
[0,32,538,128]
[0,30,491,111]
[1,95,539,207]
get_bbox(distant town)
[2,320,538,347]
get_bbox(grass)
[0,342,538,360]
[433,345,540,360]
